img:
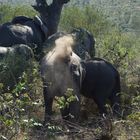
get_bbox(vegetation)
[0,4,36,24]
[0,4,140,140]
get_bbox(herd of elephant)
[41,29,121,123]
[0,0,121,124]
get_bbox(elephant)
[41,56,121,123]
[11,16,33,25]
[71,28,95,59]
[40,34,84,123]
[81,58,121,115]
[0,16,48,56]
[0,44,33,60]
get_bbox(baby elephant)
[81,58,121,115]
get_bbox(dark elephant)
[0,16,47,56]
[41,56,121,123]
[40,35,83,123]
[81,58,121,115]
[71,28,95,59]
[11,16,33,24]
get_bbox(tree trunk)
[32,0,70,36]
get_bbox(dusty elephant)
[40,35,84,122]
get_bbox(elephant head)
[71,28,95,59]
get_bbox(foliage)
[0,3,140,140]
[0,4,36,24]
[0,54,43,139]
[55,88,77,109]
[60,6,111,37]
[0,54,29,91]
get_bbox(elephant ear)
[71,28,96,59]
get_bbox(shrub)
[0,4,36,24]
[60,6,111,37]
[0,4,140,140]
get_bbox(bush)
[0,4,140,140]
[0,58,43,140]
[60,6,111,37]
[0,4,36,24]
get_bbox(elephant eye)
[71,64,77,71]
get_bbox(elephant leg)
[109,92,121,116]
[93,97,107,115]
[43,82,53,123]
[69,100,80,122]
[60,106,70,121]
[60,97,80,123]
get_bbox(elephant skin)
[11,16,33,24]
[0,18,45,49]
[42,28,95,59]
[81,58,121,115]
[40,35,83,123]
[0,44,33,60]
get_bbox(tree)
[32,0,70,36]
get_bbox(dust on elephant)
[42,28,95,59]
[40,35,83,123]
[81,58,121,115]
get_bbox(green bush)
[0,59,43,140]
[0,4,36,24]
[60,6,111,37]
[0,4,140,140]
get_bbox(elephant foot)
[43,115,52,126]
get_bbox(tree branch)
[32,0,48,13]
